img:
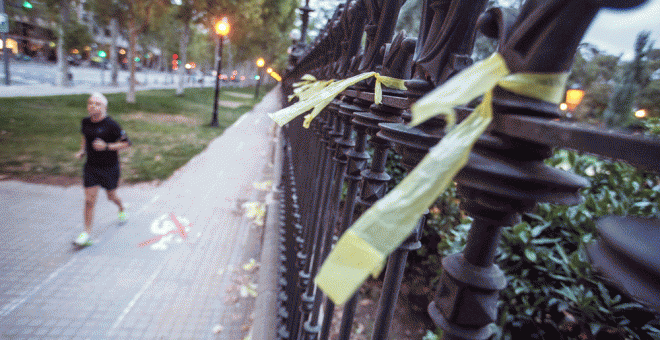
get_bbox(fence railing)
[269,0,660,339]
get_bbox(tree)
[171,1,206,96]
[202,0,298,72]
[602,31,651,127]
[569,45,621,122]
[89,0,129,86]
[113,0,168,103]
[41,0,86,87]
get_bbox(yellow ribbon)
[314,53,568,305]
[268,73,408,128]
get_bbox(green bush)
[427,150,660,339]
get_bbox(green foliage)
[602,31,652,128]
[425,150,660,339]
[638,80,660,118]
[642,117,660,135]
[63,20,94,51]
[396,0,423,37]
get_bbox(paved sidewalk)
[0,85,283,339]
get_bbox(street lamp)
[564,85,585,112]
[635,109,647,119]
[254,57,265,99]
[210,17,230,127]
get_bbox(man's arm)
[75,136,86,159]
[106,139,131,151]
[105,129,131,151]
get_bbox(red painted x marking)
[138,213,192,248]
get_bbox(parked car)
[90,56,110,69]
[14,53,31,61]
[67,55,82,66]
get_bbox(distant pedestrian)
[74,92,131,246]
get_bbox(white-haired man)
[74,92,131,246]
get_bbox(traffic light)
[98,51,107,58]
[22,1,32,9]
[172,54,178,70]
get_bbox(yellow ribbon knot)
[314,53,568,305]
[268,72,408,128]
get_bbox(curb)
[252,90,284,340]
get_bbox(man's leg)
[107,189,124,212]
[84,186,99,234]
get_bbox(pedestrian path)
[0,85,283,339]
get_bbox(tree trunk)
[127,19,137,103]
[110,17,119,86]
[176,23,190,96]
[56,1,70,87]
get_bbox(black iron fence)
[268,0,660,339]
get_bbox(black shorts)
[83,164,120,190]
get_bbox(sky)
[304,0,659,60]
[583,0,660,60]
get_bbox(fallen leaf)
[243,258,258,272]
[242,201,266,226]
[252,180,273,191]
[359,299,373,306]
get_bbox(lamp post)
[254,57,265,99]
[210,17,230,127]
[1,0,11,85]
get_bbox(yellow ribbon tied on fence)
[314,53,569,305]
[268,73,406,128]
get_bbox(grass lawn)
[0,84,274,184]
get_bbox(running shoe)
[74,232,93,246]
[118,210,128,225]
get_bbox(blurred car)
[67,55,82,66]
[14,53,31,61]
[90,56,110,69]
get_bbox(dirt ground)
[328,279,435,340]
[0,173,82,187]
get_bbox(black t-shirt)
[81,116,129,167]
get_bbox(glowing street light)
[215,20,230,36]
[635,109,647,119]
[210,17,230,127]
[565,86,585,112]
[255,57,265,99]
[269,71,282,82]
[266,67,273,74]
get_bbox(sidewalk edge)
[252,107,284,339]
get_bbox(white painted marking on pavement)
[0,256,78,318]
[107,261,166,335]
[237,141,245,151]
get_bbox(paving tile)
[48,326,65,336]
[33,327,50,336]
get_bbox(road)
[0,60,213,87]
